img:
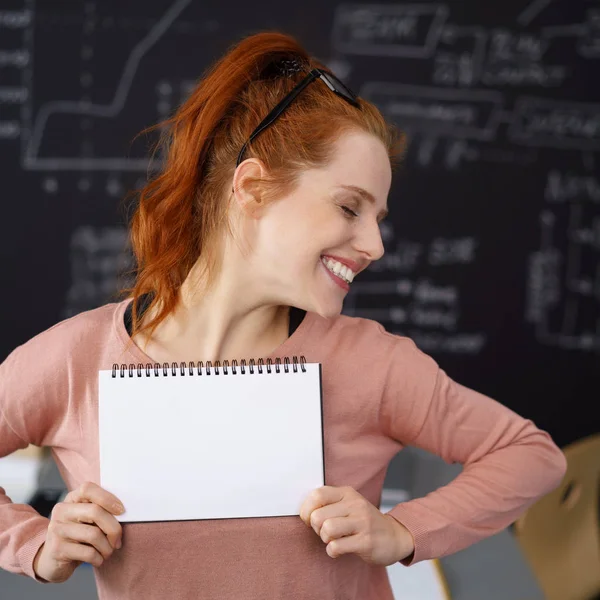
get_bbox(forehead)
[315,130,392,198]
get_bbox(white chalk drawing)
[332,4,449,58]
[409,137,538,170]
[578,10,600,59]
[482,29,569,87]
[63,226,135,317]
[0,121,20,139]
[345,237,486,355]
[518,0,553,27]
[1,1,596,171]
[509,97,600,151]
[363,85,599,155]
[433,25,487,87]
[525,170,600,350]
[1,1,598,355]
[541,10,600,59]
[360,83,504,141]
[18,0,190,172]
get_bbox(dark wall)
[1,0,598,448]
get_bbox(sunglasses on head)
[236,67,361,167]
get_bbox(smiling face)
[237,129,392,319]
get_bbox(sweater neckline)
[114,297,316,365]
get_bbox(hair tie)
[262,57,304,80]
[277,58,303,77]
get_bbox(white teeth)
[321,257,355,283]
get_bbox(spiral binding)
[111,355,307,378]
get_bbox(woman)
[0,32,566,599]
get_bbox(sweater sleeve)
[0,327,71,582]
[377,333,567,566]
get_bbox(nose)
[353,218,385,263]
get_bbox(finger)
[308,503,350,536]
[57,540,106,568]
[325,533,362,559]
[53,502,122,549]
[64,482,125,516]
[319,516,359,544]
[299,486,346,524]
[52,521,115,560]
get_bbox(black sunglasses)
[236,67,361,167]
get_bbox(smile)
[320,256,355,283]
[321,257,352,291]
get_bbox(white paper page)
[98,362,324,522]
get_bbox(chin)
[303,295,345,320]
[290,266,348,319]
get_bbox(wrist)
[385,514,415,562]
[33,543,49,582]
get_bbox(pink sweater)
[1,298,566,599]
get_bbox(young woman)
[0,32,566,600]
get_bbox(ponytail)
[118,31,403,344]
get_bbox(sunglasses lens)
[320,70,358,104]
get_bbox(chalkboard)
[1,0,598,448]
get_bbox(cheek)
[257,227,307,274]
[261,233,321,282]
[270,214,315,254]
[259,202,340,268]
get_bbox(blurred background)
[0,0,598,598]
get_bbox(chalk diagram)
[2,0,194,171]
[1,0,205,316]
[0,0,598,350]
[62,226,134,318]
[331,1,599,353]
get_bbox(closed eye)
[341,206,359,218]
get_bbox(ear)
[231,158,268,219]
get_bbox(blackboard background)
[1,0,599,449]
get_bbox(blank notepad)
[98,359,324,522]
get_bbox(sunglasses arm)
[235,70,321,167]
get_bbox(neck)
[135,279,293,365]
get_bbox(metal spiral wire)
[111,355,307,378]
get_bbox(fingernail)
[114,502,125,514]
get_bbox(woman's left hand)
[299,485,415,566]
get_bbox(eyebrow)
[338,184,389,221]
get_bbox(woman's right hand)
[33,481,125,583]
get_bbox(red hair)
[118,31,405,343]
